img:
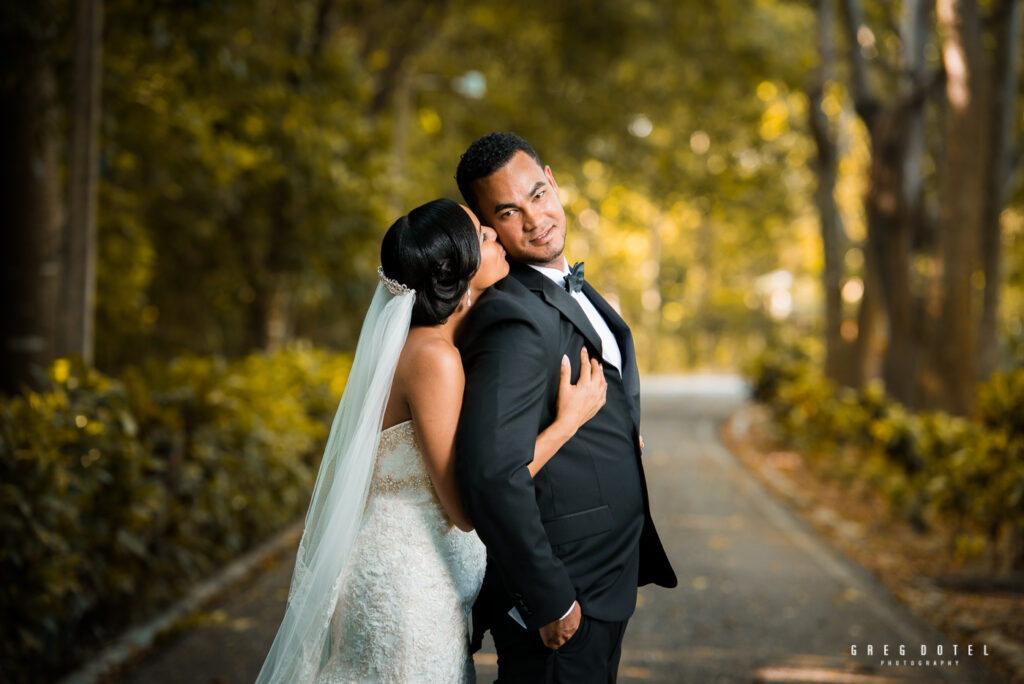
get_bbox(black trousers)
[490,612,629,684]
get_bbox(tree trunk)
[0,52,62,394]
[977,0,1021,381]
[854,249,886,384]
[841,0,932,406]
[935,0,989,415]
[899,0,932,405]
[264,278,291,352]
[809,0,852,386]
[864,116,916,407]
[59,0,103,364]
[900,0,930,215]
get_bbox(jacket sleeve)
[456,302,576,629]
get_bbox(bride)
[257,199,606,683]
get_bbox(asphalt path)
[120,375,1001,684]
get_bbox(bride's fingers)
[559,354,571,391]
[578,347,592,386]
[595,362,607,406]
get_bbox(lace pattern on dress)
[316,420,485,683]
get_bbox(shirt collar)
[528,257,571,285]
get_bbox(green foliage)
[73,0,828,372]
[94,0,389,365]
[405,0,818,371]
[0,348,349,682]
[745,342,1024,568]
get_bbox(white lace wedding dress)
[316,420,487,684]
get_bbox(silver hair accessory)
[377,266,414,296]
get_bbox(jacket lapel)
[508,262,641,430]
[582,281,642,429]
[508,262,605,356]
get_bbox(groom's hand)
[539,600,581,650]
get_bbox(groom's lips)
[530,227,554,245]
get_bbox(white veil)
[256,270,415,683]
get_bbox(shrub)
[0,347,350,682]
[744,341,1024,569]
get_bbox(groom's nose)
[521,203,542,231]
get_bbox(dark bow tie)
[563,261,585,293]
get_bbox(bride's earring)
[465,289,472,307]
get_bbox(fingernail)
[562,354,569,365]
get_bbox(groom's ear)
[544,165,560,200]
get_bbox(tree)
[810,0,1021,414]
[83,0,820,372]
[58,0,103,364]
[94,0,391,363]
[837,0,935,404]
[0,6,62,394]
[934,0,988,414]
[809,0,853,385]
[978,0,1022,381]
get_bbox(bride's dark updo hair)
[380,198,481,326]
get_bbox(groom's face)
[471,151,567,269]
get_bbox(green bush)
[0,347,350,682]
[744,342,1024,568]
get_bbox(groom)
[455,132,677,683]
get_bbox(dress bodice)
[369,420,438,505]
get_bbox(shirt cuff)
[508,601,575,630]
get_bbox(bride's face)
[464,205,509,290]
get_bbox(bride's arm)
[411,343,605,528]
[406,340,475,532]
[527,347,606,477]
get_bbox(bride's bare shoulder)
[399,330,464,387]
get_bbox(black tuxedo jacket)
[455,260,677,636]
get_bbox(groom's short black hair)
[456,132,543,218]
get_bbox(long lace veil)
[256,272,415,683]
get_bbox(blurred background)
[1,0,1022,681]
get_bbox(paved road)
[120,375,1001,683]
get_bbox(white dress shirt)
[529,258,622,374]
